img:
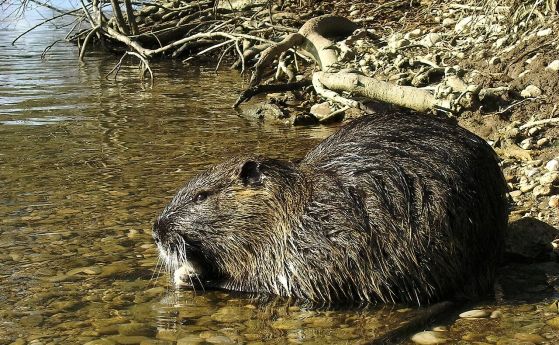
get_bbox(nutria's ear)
[239,160,262,186]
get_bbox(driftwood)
[243,14,454,114]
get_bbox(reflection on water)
[2,17,559,345]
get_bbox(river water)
[1,13,559,345]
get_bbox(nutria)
[153,112,508,304]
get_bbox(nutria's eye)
[192,191,208,203]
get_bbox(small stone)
[519,138,533,150]
[533,185,552,197]
[420,33,441,47]
[442,18,455,27]
[211,306,253,322]
[432,326,448,332]
[545,159,559,172]
[83,340,116,345]
[118,323,156,337]
[518,69,531,79]
[459,309,490,318]
[271,319,303,330]
[520,184,535,193]
[405,29,422,39]
[310,102,333,120]
[537,28,552,37]
[509,190,523,198]
[490,310,503,318]
[489,56,501,65]
[547,316,559,329]
[411,331,447,344]
[537,138,549,147]
[546,60,559,72]
[21,314,44,327]
[206,336,233,344]
[176,335,203,345]
[514,333,545,343]
[549,195,559,208]
[107,336,151,345]
[540,172,558,185]
[528,126,541,136]
[525,168,539,177]
[521,85,542,98]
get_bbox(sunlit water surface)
[1,14,559,345]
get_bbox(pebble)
[420,33,441,47]
[536,28,552,37]
[489,56,501,65]
[514,333,546,343]
[520,184,535,193]
[459,309,490,318]
[545,159,559,172]
[176,335,203,345]
[521,85,542,98]
[442,18,455,27]
[21,314,44,327]
[118,323,156,337]
[549,195,559,208]
[411,331,447,344]
[540,172,558,185]
[84,340,116,345]
[206,336,233,344]
[67,266,102,275]
[536,138,549,147]
[509,190,523,198]
[490,310,503,318]
[405,29,422,39]
[533,185,552,197]
[519,138,533,150]
[211,306,253,322]
[518,69,531,79]
[107,336,151,345]
[546,60,559,72]
[83,340,116,345]
[310,102,333,120]
[271,319,303,330]
[546,317,559,329]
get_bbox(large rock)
[506,217,559,262]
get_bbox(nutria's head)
[153,156,305,295]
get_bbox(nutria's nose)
[153,215,171,244]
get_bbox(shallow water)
[1,13,559,345]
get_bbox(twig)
[105,51,154,86]
[79,26,100,61]
[41,39,63,60]
[234,39,245,75]
[496,97,536,115]
[11,8,81,45]
[233,79,312,107]
[519,117,559,130]
[182,39,235,63]
[215,44,235,72]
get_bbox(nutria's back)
[153,112,508,304]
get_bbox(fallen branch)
[519,117,559,130]
[314,71,452,113]
[105,51,153,86]
[249,15,358,87]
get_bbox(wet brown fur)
[153,112,508,304]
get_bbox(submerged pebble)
[411,331,447,344]
[459,309,490,318]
